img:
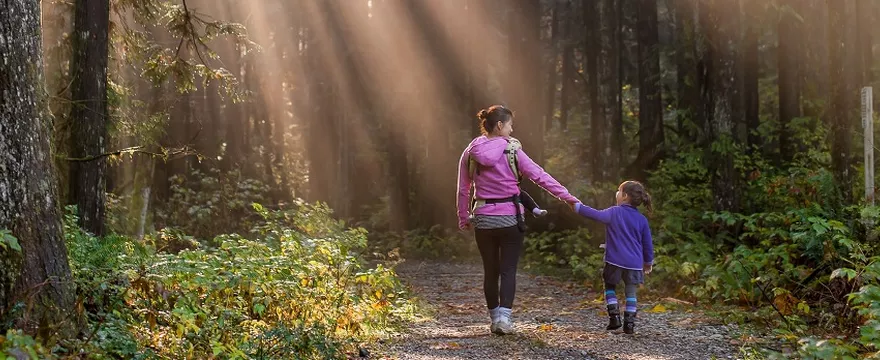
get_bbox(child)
[571,180,654,334]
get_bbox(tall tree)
[219,6,245,173]
[742,0,761,153]
[828,0,859,203]
[705,0,742,212]
[0,0,76,333]
[585,0,605,181]
[778,0,803,162]
[558,0,576,131]
[672,0,700,141]
[606,0,624,178]
[545,0,561,131]
[631,0,663,180]
[507,0,547,203]
[803,0,829,122]
[68,0,111,236]
[856,0,874,86]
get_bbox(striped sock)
[605,289,618,306]
[626,297,637,313]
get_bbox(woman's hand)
[644,263,653,275]
[566,200,579,212]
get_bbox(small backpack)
[468,137,523,212]
[468,137,522,183]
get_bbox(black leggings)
[475,226,524,309]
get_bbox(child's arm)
[456,149,473,230]
[641,221,655,270]
[574,203,613,224]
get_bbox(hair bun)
[477,109,489,120]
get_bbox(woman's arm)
[456,149,473,229]
[517,149,579,203]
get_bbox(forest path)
[381,260,743,360]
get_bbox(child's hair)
[620,180,653,214]
[477,105,514,135]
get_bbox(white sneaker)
[494,316,515,335]
[532,208,548,217]
[488,307,500,333]
[493,307,515,335]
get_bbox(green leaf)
[831,268,857,280]
[0,230,20,252]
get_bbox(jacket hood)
[468,136,508,166]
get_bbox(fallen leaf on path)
[647,304,667,313]
[429,342,461,350]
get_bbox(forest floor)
[377,260,752,360]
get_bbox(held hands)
[566,199,580,212]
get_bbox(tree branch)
[61,146,196,162]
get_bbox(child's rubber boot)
[606,304,622,331]
[623,311,636,334]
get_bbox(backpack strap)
[504,137,522,184]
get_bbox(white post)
[862,86,874,205]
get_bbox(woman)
[456,104,579,335]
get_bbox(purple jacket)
[456,136,577,229]
[574,203,654,270]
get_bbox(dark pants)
[475,226,524,309]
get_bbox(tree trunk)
[778,0,802,163]
[585,0,605,182]
[631,0,663,181]
[608,0,624,178]
[220,36,244,172]
[856,0,873,86]
[743,0,761,154]
[0,0,76,334]
[506,0,546,204]
[304,37,334,205]
[545,0,561,131]
[508,0,545,162]
[705,0,741,212]
[828,0,859,203]
[68,0,110,236]
[803,0,829,123]
[673,0,699,140]
[559,0,575,132]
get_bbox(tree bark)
[608,0,624,178]
[559,0,575,131]
[545,0,561,131]
[803,0,829,123]
[0,0,76,335]
[631,0,663,180]
[673,0,699,141]
[705,0,742,212]
[778,0,802,163]
[585,0,605,181]
[68,0,110,236]
[828,0,859,203]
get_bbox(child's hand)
[644,263,653,275]
[567,200,578,212]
